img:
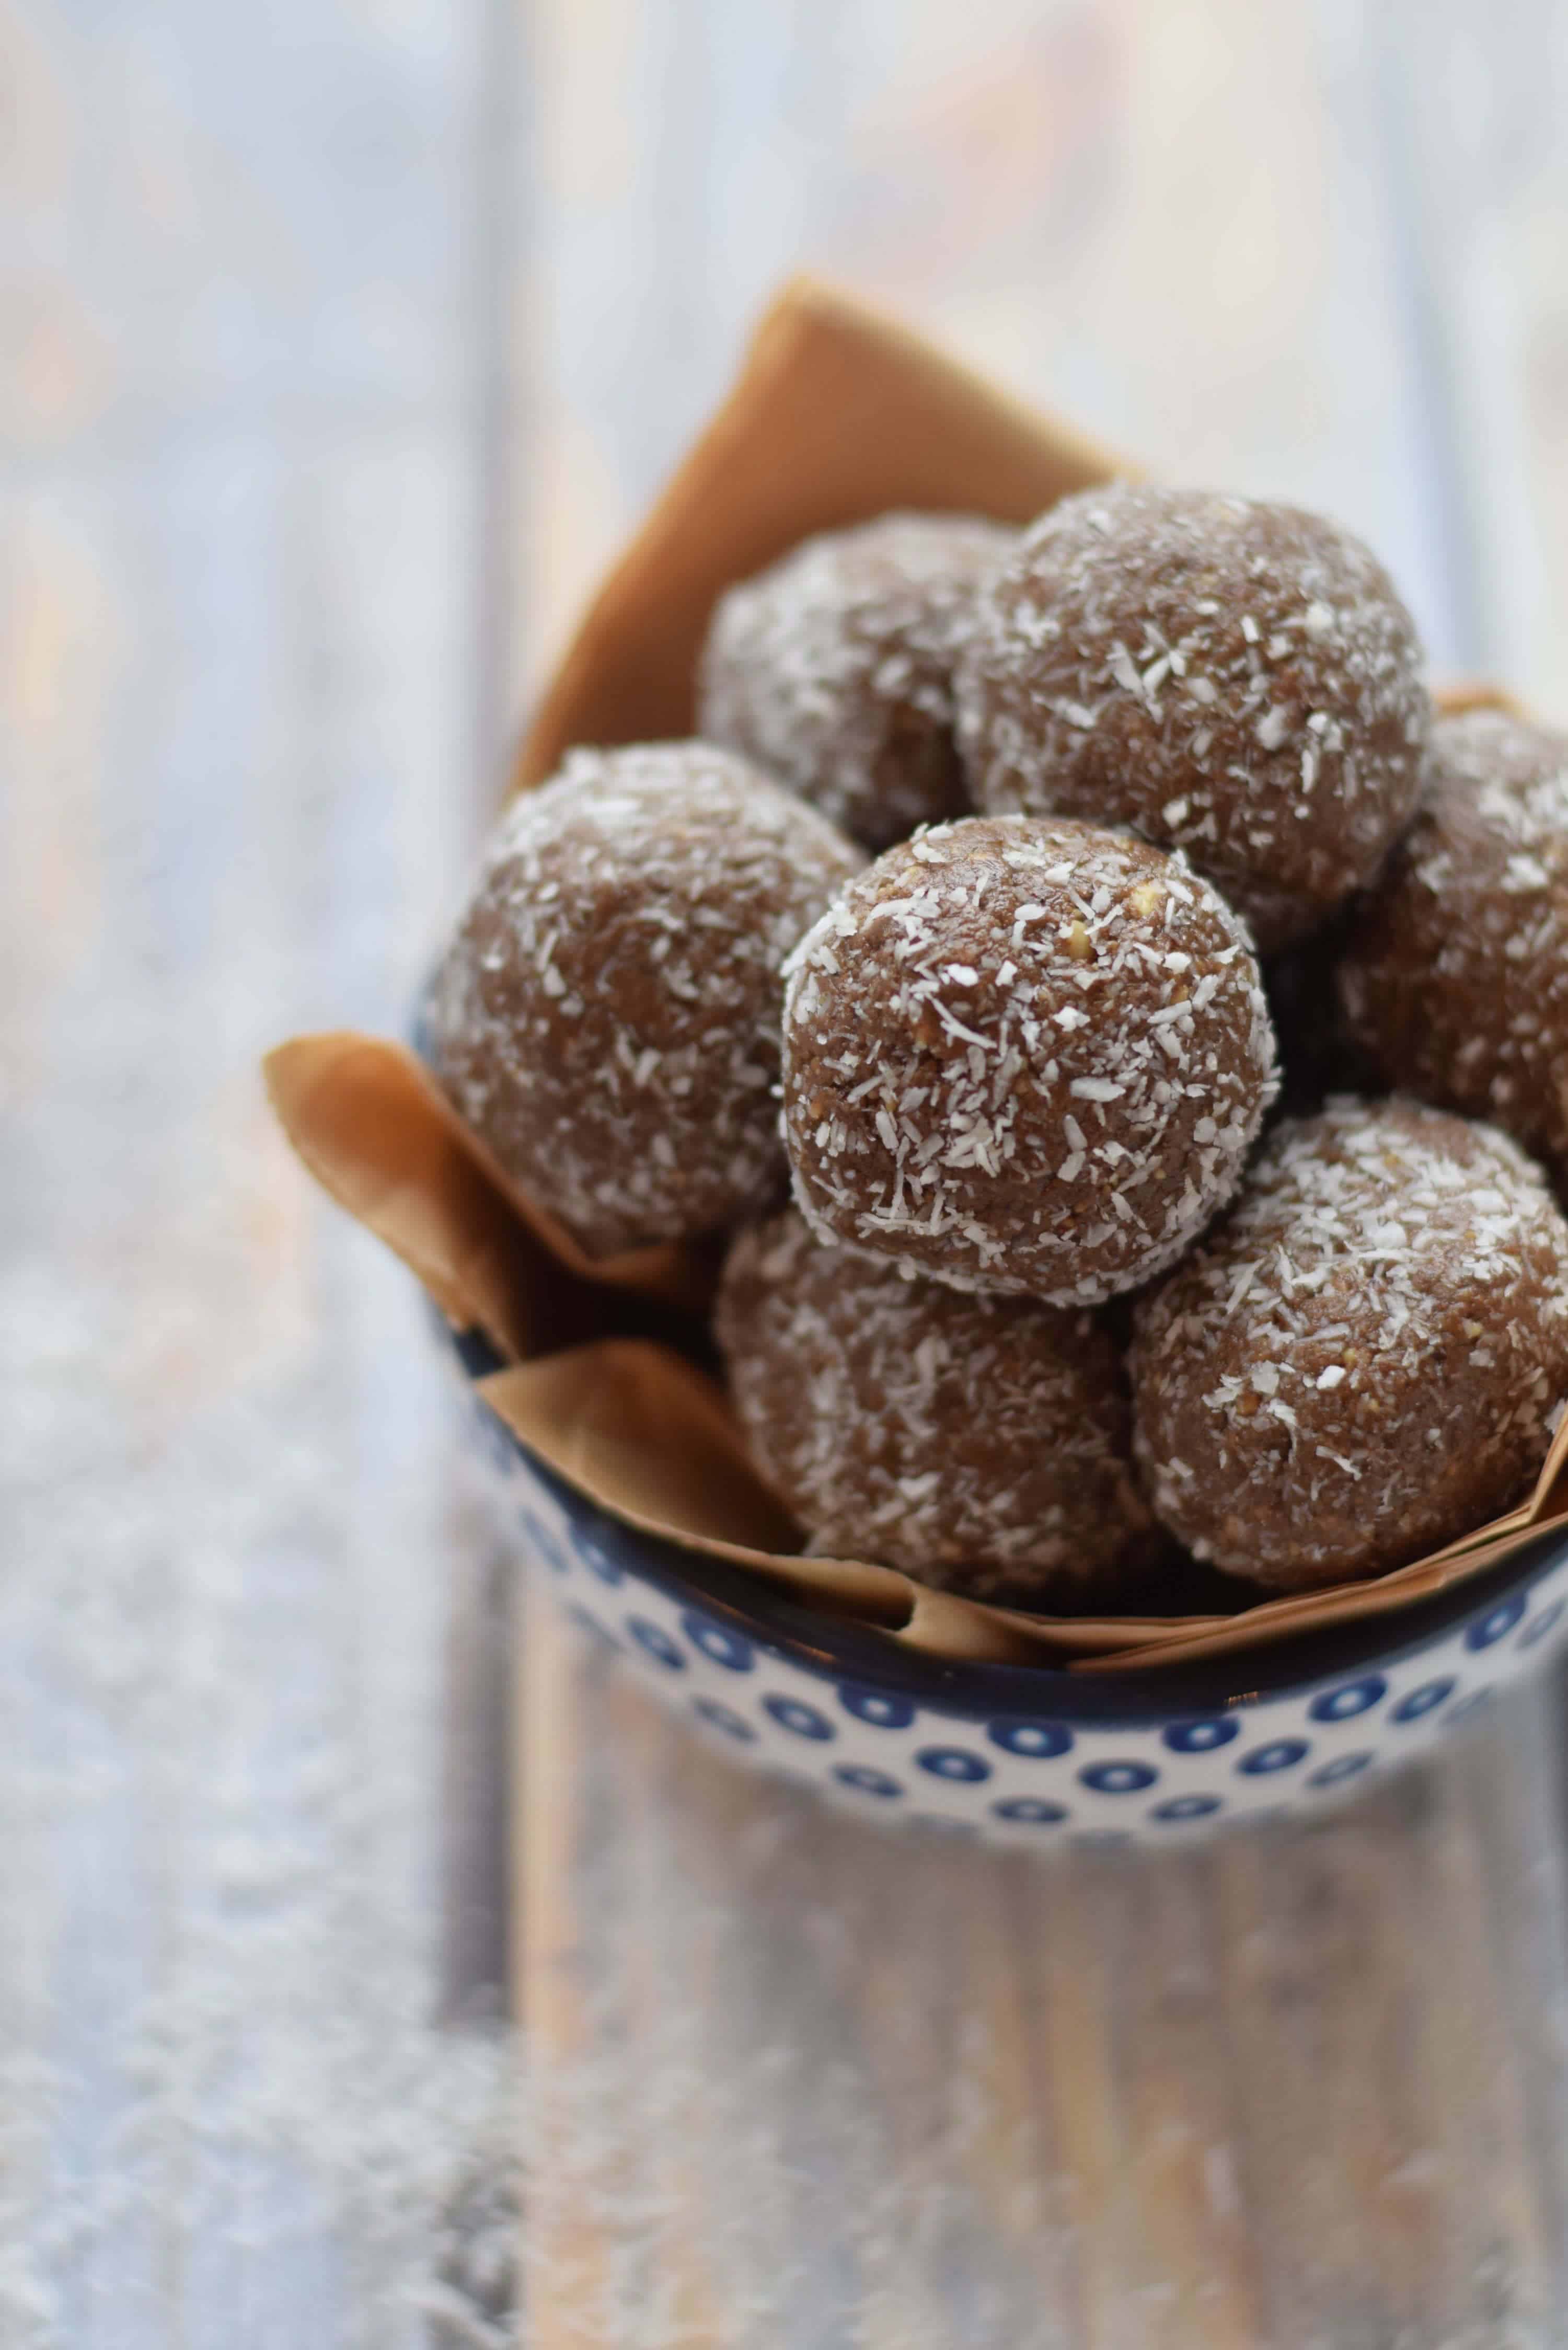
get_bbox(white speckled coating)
[1338,710,1568,1182]
[1131,1098,1568,1586]
[716,1208,1157,1606]
[780,812,1278,1303]
[428,742,863,1254]
[698,511,1017,848]
[955,483,1429,951]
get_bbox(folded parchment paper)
[264,280,1568,1674]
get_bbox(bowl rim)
[451,1322,1566,1724]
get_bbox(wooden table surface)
[7,1,1568,2343]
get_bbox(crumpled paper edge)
[261,280,1568,1676]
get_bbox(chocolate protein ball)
[427,742,862,1255]
[1337,710,1568,1181]
[697,512,1016,850]
[781,812,1278,1305]
[716,1209,1157,1606]
[955,483,1429,951]
[1130,1099,1568,1590]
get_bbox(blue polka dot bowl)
[449,1323,1568,1848]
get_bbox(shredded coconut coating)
[1129,1098,1568,1589]
[428,742,863,1255]
[697,512,1017,850]
[780,813,1278,1305]
[1337,710,1568,1182]
[716,1209,1158,1606]
[955,483,1429,952]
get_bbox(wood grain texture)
[10,0,1568,2340]
[513,1,1568,2345]
[515,1617,1568,2347]
[1,0,518,2341]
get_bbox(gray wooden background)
[5,0,1568,2343]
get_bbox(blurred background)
[5,2,1568,2343]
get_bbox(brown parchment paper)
[263,278,1568,1677]
[514,276,1134,789]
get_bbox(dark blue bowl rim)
[449,1319,1568,1726]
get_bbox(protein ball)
[1129,1099,1568,1590]
[426,742,863,1255]
[716,1209,1157,1606]
[955,483,1429,952]
[780,812,1278,1305]
[1337,710,1568,1180]
[697,512,1017,850]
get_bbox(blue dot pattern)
[566,1603,619,1649]
[1466,1595,1527,1650]
[462,1385,1568,1844]
[1080,1761,1158,1795]
[575,1525,625,1586]
[838,1686,915,1730]
[917,1747,991,1784]
[692,1697,756,1743]
[627,1617,685,1671]
[519,1506,571,1575]
[1238,1740,1309,1776]
[763,1695,835,1742]
[681,1613,754,1672]
[1309,1676,1386,1723]
[987,1719,1074,1759]
[1164,1718,1239,1754]
[1392,1678,1454,1723]
[1520,1598,1565,1651]
[833,1765,903,1800]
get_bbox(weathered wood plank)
[0,0,521,2340]
[11,0,1568,2335]
[514,1,1568,2343]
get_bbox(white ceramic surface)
[457,1335,1568,1847]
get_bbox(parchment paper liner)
[263,279,1568,1676]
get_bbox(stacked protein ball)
[426,493,1568,1615]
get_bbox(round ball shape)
[716,1209,1156,1606]
[428,742,863,1255]
[780,813,1278,1305]
[698,512,1016,850]
[1129,1099,1568,1589]
[1337,710,1568,1181]
[955,483,1429,952]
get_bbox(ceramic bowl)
[445,1321,1568,1848]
